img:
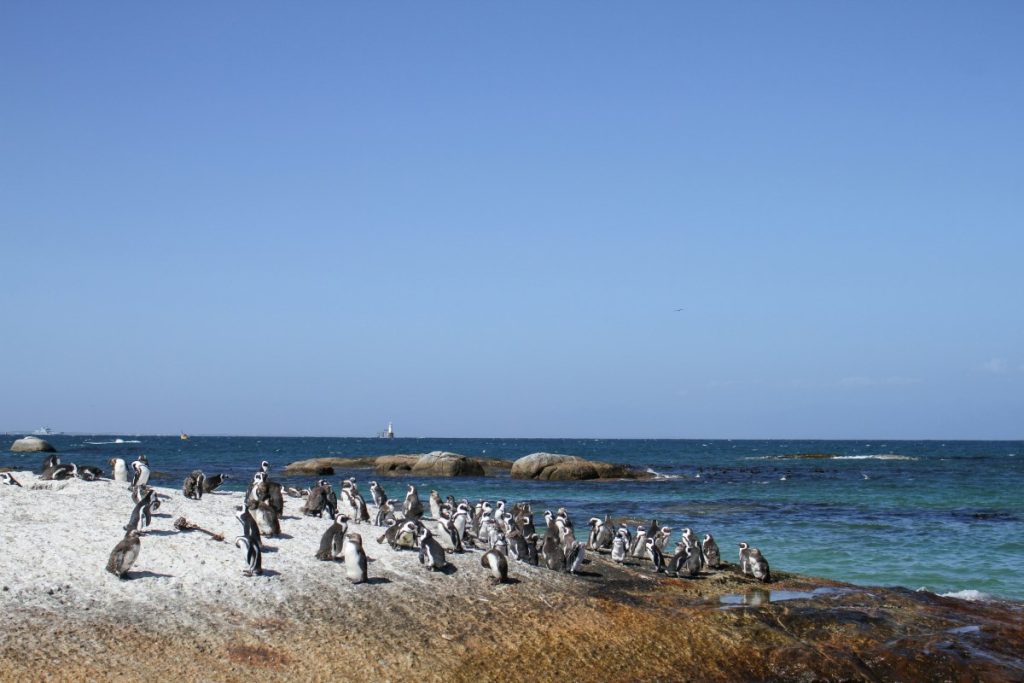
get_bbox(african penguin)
[0,472,22,487]
[611,533,627,564]
[738,542,753,576]
[108,458,128,483]
[183,470,205,500]
[565,540,585,575]
[481,548,509,584]
[417,526,447,571]
[236,508,262,551]
[130,457,150,490]
[235,536,263,576]
[369,480,387,508]
[646,537,665,573]
[342,533,369,584]
[106,530,141,579]
[202,473,229,493]
[124,489,154,533]
[748,548,771,583]
[403,484,424,520]
[315,514,350,561]
[702,533,721,569]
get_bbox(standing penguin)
[417,526,447,572]
[106,530,141,579]
[702,533,721,569]
[183,471,205,500]
[202,473,230,493]
[369,480,387,508]
[41,454,60,472]
[646,537,666,573]
[236,508,262,551]
[342,533,369,584]
[109,458,128,483]
[748,548,771,583]
[253,500,281,537]
[130,457,151,491]
[124,489,154,533]
[542,534,565,571]
[565,540,586,575]
[481,548,509,584]
[235,536,263,576]
[738,542,753,576]
[630,525,649,559]
[611,533,628,564]
[315,514,349,561]
[429,490,443,520]
[403,484,424,520]
[667,544,701,578]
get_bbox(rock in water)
[510,452,651,481]
[411,451,485,477]
[11,436,56,453]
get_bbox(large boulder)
[510,452,650,481]
[411,451,485,477]
[11,436,56,453]
[283,457,379,476]
[374,455,422,475]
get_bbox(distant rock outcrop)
[284,453,511,477]
[10,436,56,453]
[510,452,652,481]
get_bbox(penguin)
[124,489,154,533]
[374,500,395,527]
[481,548,509,584]
[106,530,141,579]
[506,530,529,563]
[253,500,281,537]
[403,484,424,520]
[617,524,632,551]
[108,458,128,483]
[587,516,613,551]
[41,454,60,472]
[77,465,102,481]
[376,519,404,548]
[429,490,443,520]
[680,528,700,555]
[438,515,464,553]
[702,533,721,569]
[183,471,205,500]
[565,540,585,575]
[525,533,540,566]
[323,483,338,519]
[417,526,447,572]
[148,490,161,513]
[302,484,328,517]
[260,460,270,475]
[645,537,665,573]
[1,472,22,487]
[611,533,627,564]
[236,508,262,550]
[315,514,350,561]
[738,542,753,576]
[42,463,75,480]
[350,490,370,523]
[542,534,564,571]
[342,533,368,584]
[130,457,150,491]
[630,525,649,559]
[369,480,387,508]
[202,473,229,493]
[235,535,263,576]
[748,548,771,583]
[667,544,701,578]
[654,526,673,552]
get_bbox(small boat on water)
[180,432,190,441]
[33,427,60,436]
[376,422,395,439]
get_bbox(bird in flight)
[674,308,685,312]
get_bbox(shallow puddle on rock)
[718,586,849,607]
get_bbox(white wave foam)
[85,440,142,445]
[939,589,993,602]
[645,468,681,480]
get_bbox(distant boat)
[33,427,60,436]
[180,432,190,441]
[376,421,395,439]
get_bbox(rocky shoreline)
[1,473,1022,681]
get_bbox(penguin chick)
[343,533,369,584]
[748,548,771,583]
[106,530,141,579]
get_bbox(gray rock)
[510,452,651,481]
[11,436,56,453]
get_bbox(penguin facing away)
[315,514,349,561]
[481,548,509,584]
[702,533,721,569]
[106,530,141,579]
[611,534,627,564]
[738,542,753,576]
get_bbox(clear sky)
[2,3,1022,439]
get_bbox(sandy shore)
[2,471,1023,682]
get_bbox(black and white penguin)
[630,525,649,559]
[236,508,262,551]
[43,463,75,481]
[403,484,424,520]
[611,533,628,564]
[654,526,673,552]
[586,516,613,551]
[323,483,338,519]
[429,490,443,520]
[124,489,154,533]
[702,533,721,569]
[506,530,529,563]
[302,483,329,517]
[253,500,281,537]
[202,473,229,493]
[481,548,509,584]
[646,537,665,573]
[130,457,151,490]
[565,540,585,574]
[667,544,701,578]
[0,472,22,487]
[77,465,102,481]
[343,533,368,584]
[417,526,447,571]
[260,460,270,476]
[438,515,464,553]
[738,542,752,576]
[315,514,349,561]
[183,471,205,500]
[748,548,771,583]
[106,530,141,579]
[108,458,128,483]
[374,500,395,527]
[369,481,387,508]
[41,454,60,472]
[235,535,263,576]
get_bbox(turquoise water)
[4,436,1022,600]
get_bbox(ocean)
[4,435,1022,601]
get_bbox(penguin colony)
[8,453,773,587]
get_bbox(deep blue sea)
[4,435,1022,601]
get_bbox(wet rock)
[510,452,653,481]
[10,437,56,453]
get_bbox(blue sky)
[2,3,1022,438]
